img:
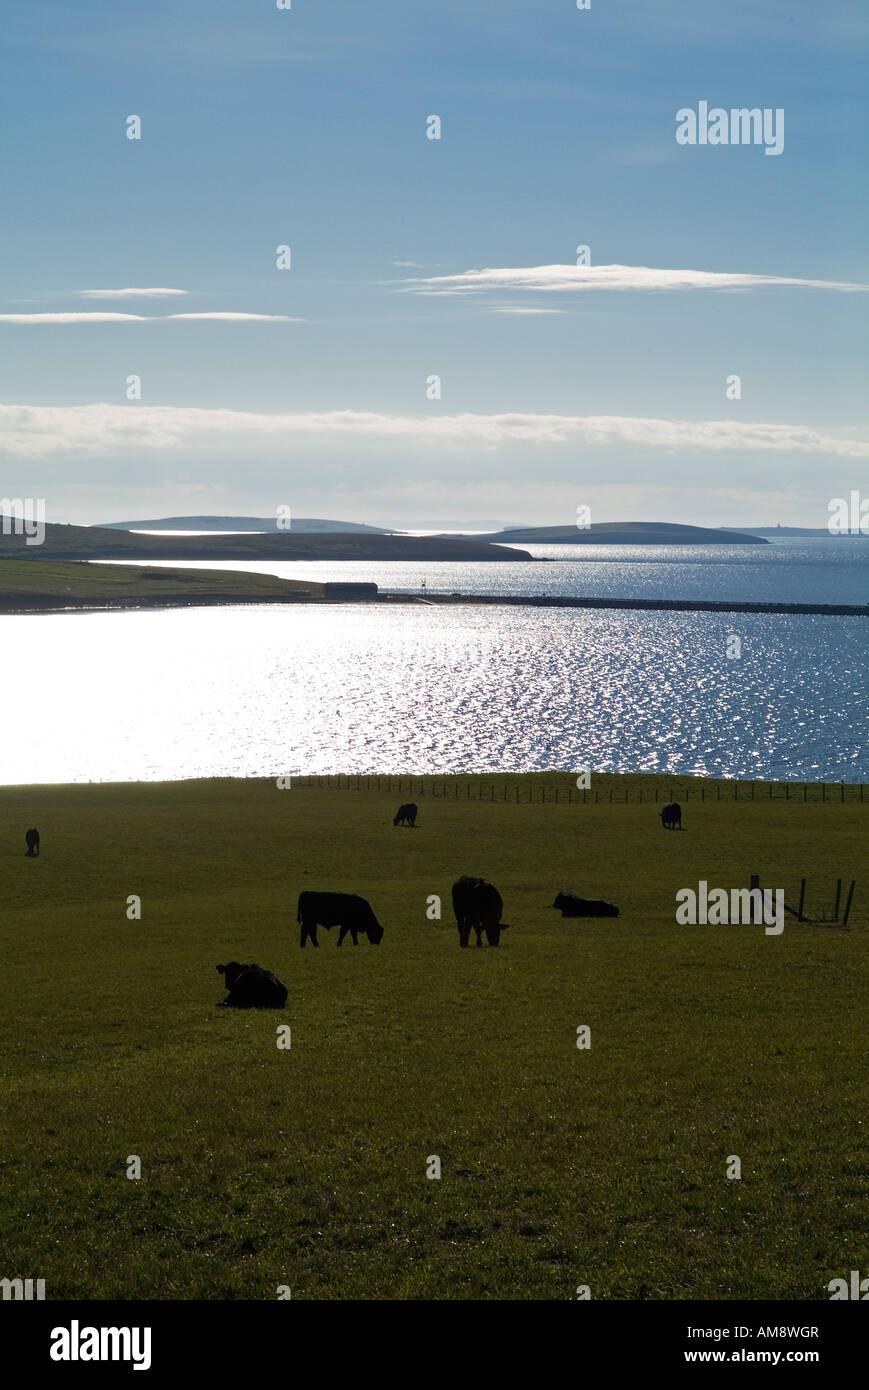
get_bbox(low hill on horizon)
[451,521,768,545]
[99,515,397,534]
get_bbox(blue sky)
[1,0,866,527]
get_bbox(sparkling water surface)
[3,602,865,784]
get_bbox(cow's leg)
[458,924,470,948]
[351,928,359,945]
[301,920,319,948]
[474,925,483,948]
[338,924,347,946]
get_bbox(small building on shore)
[322,582,379,600]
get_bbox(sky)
[1,0,867,529]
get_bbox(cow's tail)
[296,894,304,924]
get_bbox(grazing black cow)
[296,891,384,948]
[659,802,682,830]
[553,892,619,918]
[451,875,511,948]
[393,803,418,827]
[25,828,39,857]
[217,962,288,1008]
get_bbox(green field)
[0,558,321,609]
[1,774,865,1300]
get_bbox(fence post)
[833,879,842,921]
[842,880,856,928]
[797,879,806,923]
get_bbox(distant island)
[444,521,768,545]
[92,516,768,546]
[100,515,399,534]
[0,520,531,563]
[721,526,868,538]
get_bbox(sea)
[3,537,866,784]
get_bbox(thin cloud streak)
[0,312,300,324]
[76,288,190,299]
[1,404,865,459]
[402,264,869,296]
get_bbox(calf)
[297,890,384,948]
[393,803,418,827]
[25,828,40,857]
[451,875,511,948]
[217,962,288,1008]
[553,892,619,918]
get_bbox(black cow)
[393,803,418,827]
[297,891,384,948]
[451,875,511,948]
[217,962,287,1008]
[659,802,682,830]
[553,892,619,918]
[25,828,39,857]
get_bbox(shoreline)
[1,592,866,617]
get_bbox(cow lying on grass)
[217,962,288,1008]
[452,875,511,947]
[393,803,418,826]
[553,892,619,918]
[297,891,384,947]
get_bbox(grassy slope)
[0,774,865,1301]
[0,559,322,605]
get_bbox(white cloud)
[166,312,302,322]
[1,403,865,460]
[0,313,149,324]
[487,304,566,315]
[402,263,869,296]
[0,312,299,325]
[76,288,190,299]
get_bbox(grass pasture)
[0,774,866,1300]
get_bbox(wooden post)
[803,783,807,801]
[797,879,806,923]
[841,782,845,802]
[842,880,856,928]
[833,879,842,921]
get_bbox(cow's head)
[217,962,245,989]
[368,921,384,945]
[553,893,567,910]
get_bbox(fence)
[292,774,868,806]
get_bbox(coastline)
[2,591,866,617]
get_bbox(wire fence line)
[292,774,868,806]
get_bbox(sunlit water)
[2,604,865,784]
[101,538,869,604]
